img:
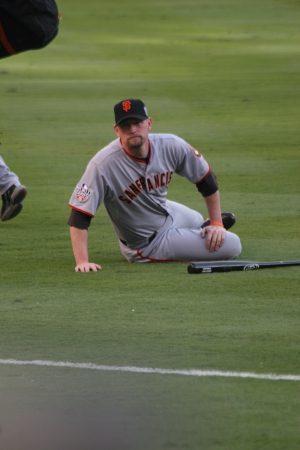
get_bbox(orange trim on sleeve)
[0,21,17,55]
[195,166,211,185]
[68,204,94,218]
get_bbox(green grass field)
[0,0,299,448]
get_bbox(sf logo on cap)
[122,100,131,112]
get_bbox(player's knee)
[227,232,242,259]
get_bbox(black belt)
[120,231,157,247]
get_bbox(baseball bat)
[187,260,300,274]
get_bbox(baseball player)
[0,0,60,59]
[0,0,60,222]
[0,156,27,221]
[68,99,242,272]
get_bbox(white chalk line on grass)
[0,359,299,381]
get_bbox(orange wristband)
[210,221,224,228]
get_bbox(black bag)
[0,0,60,59]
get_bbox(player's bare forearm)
[201,190,226,251]
[70,227,89,263]
[70,227,102,272]
[203,190,222,223]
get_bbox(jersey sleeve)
[173,137,211,184]
[68,160,105,217]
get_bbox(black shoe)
[202,212,236,231]
[1,184,27,221]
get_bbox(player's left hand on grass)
[75,262,102,272]
[201,225,226,252]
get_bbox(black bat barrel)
[187,260,300,274]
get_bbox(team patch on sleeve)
[189,145,202,158]
[75,183,92,202]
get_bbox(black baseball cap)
[114,99,148,126]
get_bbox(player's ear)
[114,124,120,137]
[147,117,152,131]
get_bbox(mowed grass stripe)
[1,359,299,381]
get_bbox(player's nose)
[129,124,139,133]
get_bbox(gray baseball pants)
[120,200,242,262]
[0,156,21,195]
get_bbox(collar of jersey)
[119,138,152,164]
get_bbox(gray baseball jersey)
[69,134,242,262]
[69,134,209,243]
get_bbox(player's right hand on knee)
[201,225,226,252]
[75,262,102,272]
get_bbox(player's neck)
[122,140,150,159]
[127,148,149,159]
